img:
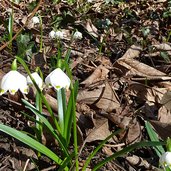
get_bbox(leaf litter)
[1,0,171,170]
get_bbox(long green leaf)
[145,121,165,156]
[0,124,68,169]
[22,99,70,157]
[82,129,123,171]
[92,141,165,171]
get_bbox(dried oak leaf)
[77,81,120,112]
[81,65,109,86]
[85,118,111,143]
[126,82,167,103]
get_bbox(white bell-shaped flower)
[49,30,56,39]
[0,70,28,95]
[27,72,43,90]
[45,68,70,91]
[160,152,171,169]
[73,31,82,40]
[55,30,64,39]
[32,16,40,24]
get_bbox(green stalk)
[71,86,79,171]
[39,15,43,52]
[16,56,61,133]
[8,6,14,50]
[35,92,42,140]
[92,141,165,171]
[57,89,64,134]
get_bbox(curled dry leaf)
[126,82,167,103]
[119,45,142,60]
[158,106,171,123]
[126,118,141,144]
[150,120,171,140]
[85,19,98,38]
[85,118,112,143]
[153,43,171,55]
[81,65,109,86]
[126,155,156,170]
[117,58,166,77]
[77,81,120,112]
[161,91,171,110]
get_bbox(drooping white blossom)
[55,30,64,39]
[32,16,40,24]
[27,72,43,90]
[45,68,70,91]
[73,31,82,40]
[49,30,64,39]
[0,70,28,95]
[49,30,56,39]
[160,152,171,170]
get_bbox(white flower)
[49,30,56,39]
[55,30,64,39]
[160,152,171,169]
[49,30,65,39]
[73,31,82,40]
[45,68,70,91]
[0,70,28,95]
[27,72,43,90]
[32,16,40,24]
[87,0,93,2]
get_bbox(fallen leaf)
[153,43,171,55]
[150,120,171,140]
[126,82,167,103]
[119,45,142,60]
[126,118,141,144]
[85,118,111,143]
[117,58,166,77]
[86,19,98,38]
[161,91,171,110]
[81,65,109,86]
[77,81,120,112]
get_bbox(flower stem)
[57,89,64,134]
[71,87,79,171]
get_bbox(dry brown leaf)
[126,155,156,170]
[153,43,171,51]
[158,106,171,123]
[77,82,120,112]
[117,58,166,77]
[81,65,109,86]
[126,82,167,103]
[85,119,111,143]
[126,118,141,144]
[86,19,98,38]
[119,45,142,60]
[150,120,171,140]
[161,91,171,110]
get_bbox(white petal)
[45,68,70,91]
[0,71,28,95]
[49,30,56,39]
[73,31,82,39]
[27,72,43,89]
[32,16,40,24]
[55,31,64,39]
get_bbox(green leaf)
[92,141,165,171]
[145,121,165,156]
[22,99,70,158]
[82,129,123,171]
[0,124,66,168]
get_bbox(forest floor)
[0,0,171,170]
